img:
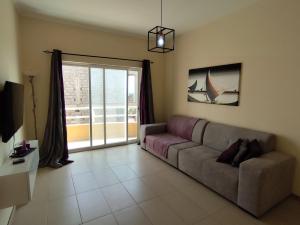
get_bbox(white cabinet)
[0,140,39,209]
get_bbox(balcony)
[66,106,138,150]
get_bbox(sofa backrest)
[203,122,276,153]
[167,115,199,140]
[192,120,209,144]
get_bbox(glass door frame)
[63,61,141,153]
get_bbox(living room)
[0,0,299,225]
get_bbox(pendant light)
[148,0,175,53]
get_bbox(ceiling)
[14,0,258,36]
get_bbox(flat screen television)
[0,81,24,143]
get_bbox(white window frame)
[62,61,141,153]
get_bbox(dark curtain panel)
[39,49,73,168]
[139,60,155,125]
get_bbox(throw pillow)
[232,139,249,167]
[217,139,243,164]
[243,139,263,161]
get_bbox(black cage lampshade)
[148,26,175,53]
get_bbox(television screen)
[0,81,24,143]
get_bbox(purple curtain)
[39,49,73,168]
[139,60,155,125]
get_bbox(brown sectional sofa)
[140,115,295,217]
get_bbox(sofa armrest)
[238,151,295,217]
[140,123,167,149]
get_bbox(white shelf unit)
[0,140,39,209]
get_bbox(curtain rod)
[43,50,154,64]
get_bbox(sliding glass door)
[90,67,105,146]
[105,68,127,144]
[128,70,139,141]
[63,64,91,149]
[63,63,140,151]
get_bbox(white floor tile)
[13,144,300,225]
[129,161,162,176]
[48,176,75,200]
[161,191,208,225]
[122,178,157,203]
[73,172,99,193]
[181,184,229,214]
[47,195,81,225]
[212,204,263,225]
[77,189,111,223]
[83,214,118,225]
[90,160,110,171]
[140,198,186,225]
[48,165,73,180]
[31,174,49,203]
[114,205,152,225]
[101,184,136,211]
[13,201,47,225]
[111,165,138,182]
[141,174,177,196]
[93,168,120,188]
[70,161,91,175]
[193,217,220,225]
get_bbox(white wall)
[0,0,24,224]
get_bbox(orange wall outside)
[67,122,137,142]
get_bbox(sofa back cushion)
[167,115,199,140]
[203,122,276,153]
[192,120,208,144]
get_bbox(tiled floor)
[12,144,300,225]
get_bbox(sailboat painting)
[188,63,241,106]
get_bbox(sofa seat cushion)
[202,159,239,203]
[145,133,189,158]
[178,146,220,182]
[166,142,200,167]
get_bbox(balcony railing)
[65,105,138,149]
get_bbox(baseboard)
[0,206,15,225]
[7,206,15,225]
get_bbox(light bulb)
[157,34,164,47]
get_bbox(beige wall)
[19,16,165,143]
[165,0,300,195]
[0,0,24,223]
